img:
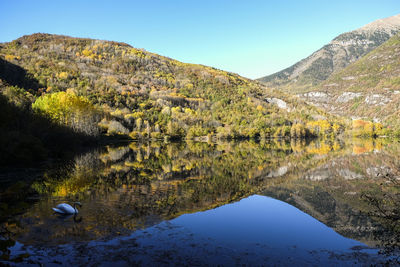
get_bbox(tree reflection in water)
[0,138,399,264]
[361,176,400,264]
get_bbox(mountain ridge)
[299,32,400,126]
[258,14,400,92]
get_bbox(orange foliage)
[353,119,371,129]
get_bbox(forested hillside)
[0,33,346,151]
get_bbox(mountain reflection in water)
[0,138,399,265]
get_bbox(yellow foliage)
[167,77,175,84]
[111,163,127,171]
[375,140,383,151]
[150,132,162,139]
[374,123,383,132]
[130,48,145,58]
[332,142,341,151]
[106,76,118,84]
[352,139,376,154]
[352,119,379,137]
[111,109,125,117]
[129,131,140,140]
[171,106,181,113]
[353,145,369,155]
[66,88,76,94]
[332,123,340,133]
[57,72,69,80]
[306,143,332,155]
[32,91,97,125]
[136,152,143,162]
[54,186,68,197]
[290,140,304,153]
[184,108,195,115]
[5,54,20,61]
[290,123,306,138]
[129,142,140,151]
[185,162,194,171]
[185,83,194,90]
[353,119,370,129]
[172,164,181,172]
[130,112,144,118]
[169,92,185,98]
[51,173,92,197]
[306,120,332,135]
[125,161,144,168]
[82,49,93,57]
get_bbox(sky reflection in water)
[173,195,365,251]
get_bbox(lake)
[1,139,399,266]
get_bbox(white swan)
[52,202,82,214]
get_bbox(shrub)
[108,120,129,135]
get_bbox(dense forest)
[0,33,387,165]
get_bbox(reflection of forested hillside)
[1,139,399,258]
[263,139,400,256]
[2,139,345,244]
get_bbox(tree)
[32,91,101,136]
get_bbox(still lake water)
[0,139,399,266]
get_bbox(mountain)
[0,33,343,147]
[299,32,400,126]
[258,14,400,92]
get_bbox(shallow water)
[1,139,399,265]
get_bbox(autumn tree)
[32,91,101,136]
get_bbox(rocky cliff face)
[300,33,400,125]
[258,14,400,93]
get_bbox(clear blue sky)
[1,0,399,79]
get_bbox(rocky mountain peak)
[258,14,400,92]
[355,13,400,34]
